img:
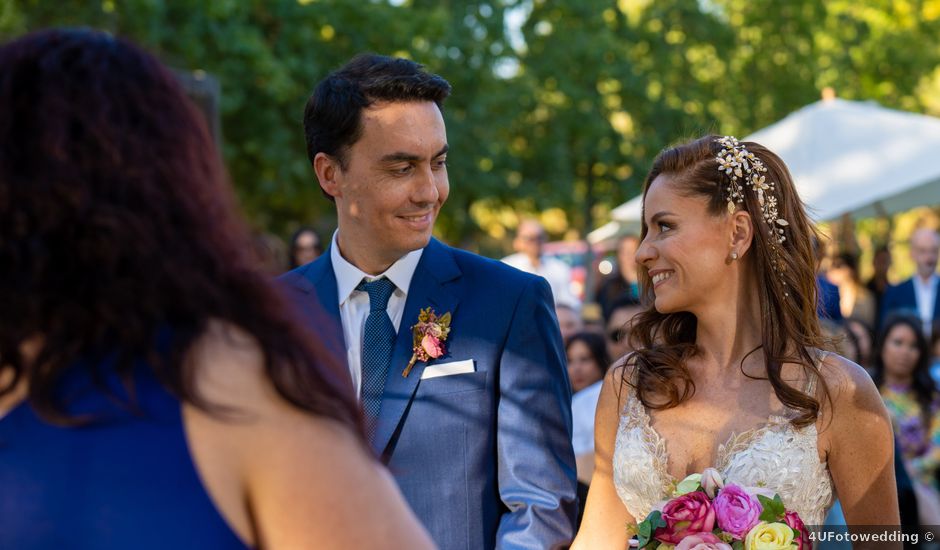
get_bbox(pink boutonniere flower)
[403,307,452,377]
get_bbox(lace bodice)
[612,360,834,526]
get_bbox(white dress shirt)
[571,379,603,456]
[912,273,939,336]
[330,231,423,396]
[501,252,579,308]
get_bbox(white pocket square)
[420,359,475,380]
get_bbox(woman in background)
[566,331,612,528]
[289,226,322,269]
[873,314,940,526]
[0,29,433,550]
[827,251,876,327]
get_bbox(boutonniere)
[402,307,452,377]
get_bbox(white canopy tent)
[589,97,940,243]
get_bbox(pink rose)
[713,484,761,539]
[421,334,444,358]
[784,510,812,550]
[676,532,733,550]
[654,491,716,544]
[744,486,777,500]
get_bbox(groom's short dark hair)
[303,54,451,171]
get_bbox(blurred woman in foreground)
[0,28,433,550]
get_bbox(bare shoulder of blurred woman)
[0,28,433,550]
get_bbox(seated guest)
[502,219,579,307]
[0,29,432,549]
[827,252,876,327]
[604,295,643,362]
[289,226,322,269]
[556,303,584,343]
[565,332,611,527]
[872,314,940,527]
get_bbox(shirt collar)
[914,273,939,289]
[330,230,424,305]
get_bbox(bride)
[573,135,898,548]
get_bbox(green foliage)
[636,509,666,548]
[757,493,786,522]
[4,0,940,250]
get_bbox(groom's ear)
[313,152,342,199]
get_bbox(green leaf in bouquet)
[731,540,745,550]
[636,511,665,548]
[757,494,785,521]
[651,510,666,529]
[674,473,703,496]
[637,520,651,547]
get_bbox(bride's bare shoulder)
[609,351,640,380]
[814,351,887,426]
[816,351,879,400]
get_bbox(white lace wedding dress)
[612,357,834,525]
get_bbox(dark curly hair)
[0,28,361,435]
[626,135,829,428]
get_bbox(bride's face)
[636,175,732,314]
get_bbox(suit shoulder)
[886,278,913,292]
[276,256,329,295]
[882,278,914,305]
[277,264,307,283]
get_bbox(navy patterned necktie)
[357,277,397,442]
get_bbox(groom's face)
[331,100,449,272]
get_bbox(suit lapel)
[903,279,917,310]
[287,250,345,358]
[931,278,940,321]
[372,239,461,457]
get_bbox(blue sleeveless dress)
[0,355,249,549]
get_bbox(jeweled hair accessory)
[715,136,790,284]
[715,136,789,244]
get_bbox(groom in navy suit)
[281,54,577,549]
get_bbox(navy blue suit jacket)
[280,238,578,549]
[816,275,843,322]
[881,277,940,330]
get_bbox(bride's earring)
[730,251,739,261]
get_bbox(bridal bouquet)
[633,469,811,550]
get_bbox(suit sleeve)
[495,276,578,549]
[879,285,896,330]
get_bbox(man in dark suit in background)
[882,228,940,337]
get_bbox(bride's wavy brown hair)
[625,135,829,427]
